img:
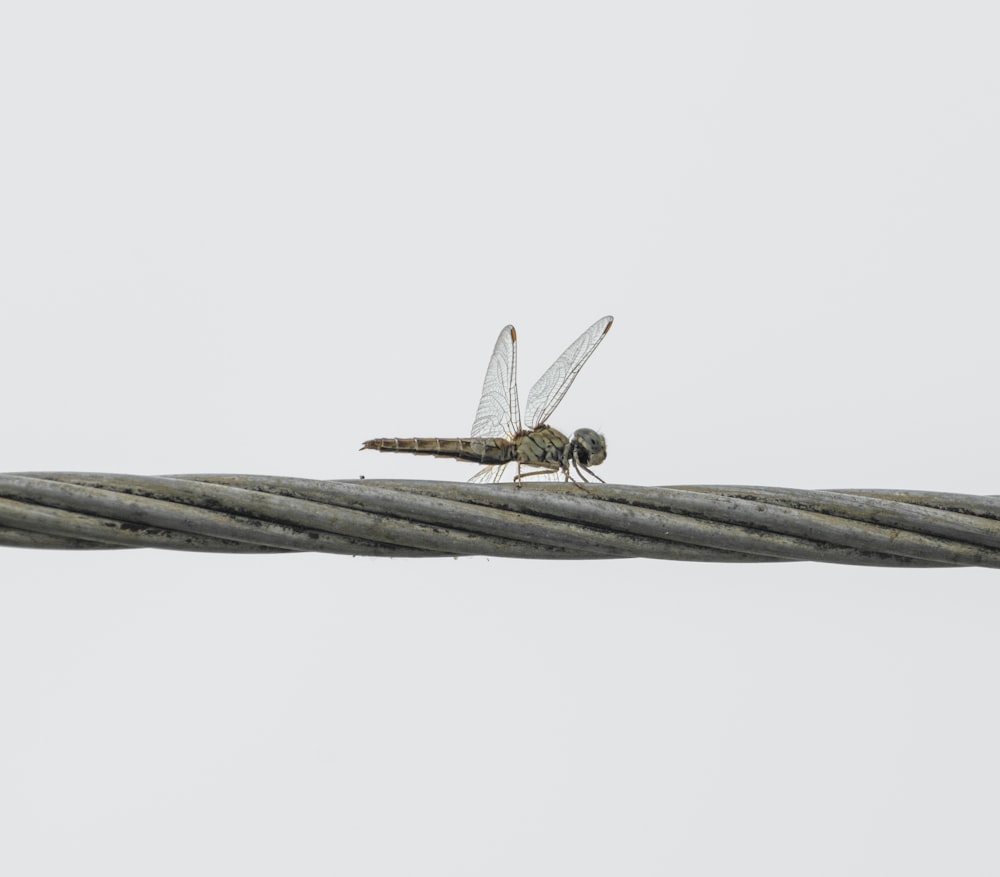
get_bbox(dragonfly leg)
[572,458,606,484]
[513,467,561,483]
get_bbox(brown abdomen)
[361,437,515,464]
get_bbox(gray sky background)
[3,3,1000,874]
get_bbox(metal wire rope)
[2,472,1000,567]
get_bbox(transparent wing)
[523,315,613,428]
[469,463,510,483]
[471,324,522,438]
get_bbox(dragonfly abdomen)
[361,437,515,464]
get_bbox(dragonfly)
[362,315,614,483]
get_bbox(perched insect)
[362,315,613,483]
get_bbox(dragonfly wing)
[469,463,510,483]
[471,324,521,438]
[523,315,613,428]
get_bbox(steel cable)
[2,472,1000,567]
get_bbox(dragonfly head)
[571,428,607,469]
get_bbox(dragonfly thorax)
[514,425,571,469]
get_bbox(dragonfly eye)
[572,428,607,467]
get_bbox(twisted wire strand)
[1,472,999,567]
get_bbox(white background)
[2,2,1000,874]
